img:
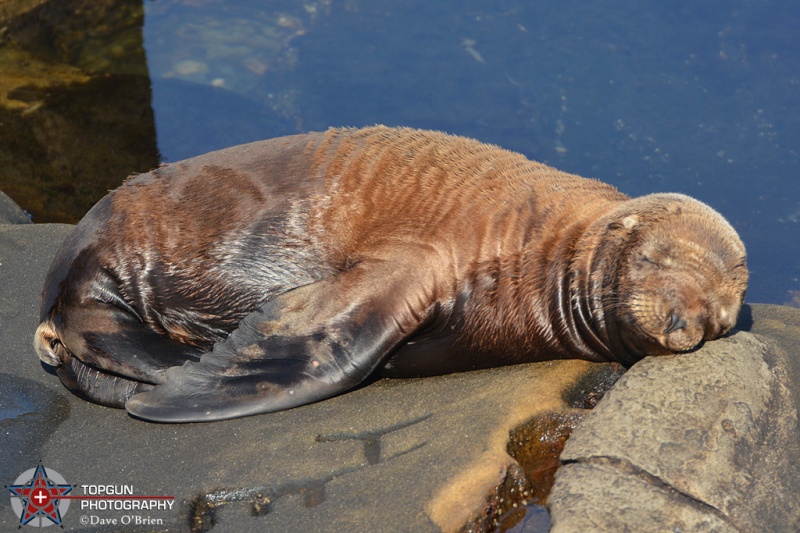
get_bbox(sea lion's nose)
[665,311,687,333]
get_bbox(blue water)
[143,0,799,306]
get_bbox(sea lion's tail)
[34,321,67,367]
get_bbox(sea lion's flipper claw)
[125,262,431,422]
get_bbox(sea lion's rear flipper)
[37,293,208,408]
[125,261,434,422]
[55,355,154,409]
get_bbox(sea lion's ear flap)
[607,215,638,232]
[125,261,433,422]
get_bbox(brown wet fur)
[35,126,748,417]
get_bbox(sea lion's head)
[590,193,748,361]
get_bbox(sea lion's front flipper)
[125,261,434,422]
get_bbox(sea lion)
[34,126,748,423]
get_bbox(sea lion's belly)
[380,334,524,377]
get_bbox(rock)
[0,0,159,223]
[0,0,48,25]
[0,191,31,224]
[0,223,614,532]
[548,304,800,532]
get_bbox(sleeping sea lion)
[34,126,748,422]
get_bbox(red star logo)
[8,465,73,527]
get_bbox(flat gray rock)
[549,304,800,532]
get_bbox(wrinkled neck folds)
[549,209,625,363]
[459,202,630,364]
[567,215,636,364]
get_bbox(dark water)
[1,0,796,304]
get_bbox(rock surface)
[549,305,800,532]
[0,191,31,224]
[2,217,799,532]
[0,0,159,223]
